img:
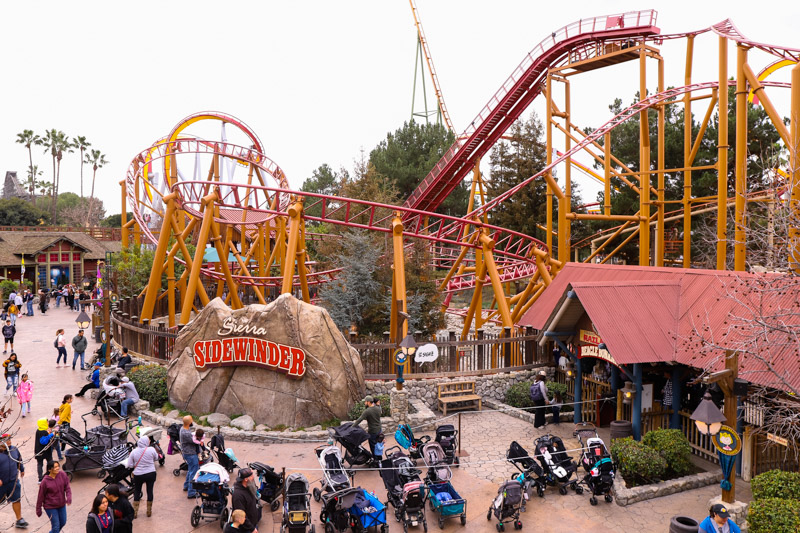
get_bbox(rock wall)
[167,295,365,428]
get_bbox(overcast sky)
[1,1,797,218]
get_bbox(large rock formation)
[167,295,365,427]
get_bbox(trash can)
[95,325,103,343]
[669,515,699,533]
[610,420,633,440]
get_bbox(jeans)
[56,347,67,365]
[9,313,16,326]
[183,453,200,496]
[26,302,33,316]
[45,506,67,532]
[5,375,18,393]
[133,470,157,501]
[55,294,61,307]
[36,447,53,481]
[76,383,97,397]
[72,351,85,370]
[21,401,30,416]
[120,398,136,417]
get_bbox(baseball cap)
[538,370,547,377]
[364,395,374,404]
[711,503,730,518]
[94,362,103,367]
[237,467,253,480]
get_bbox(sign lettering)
[767,433,788,447]
[579,329,602,346]
[217,317,268,337]
[414,344,439,364]
[193,337,306,377]
[580,344,619,367]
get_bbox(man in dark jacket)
[71,329,88,371]
[232,467,261,533]
[0,434,29,528]
[353,395,383,459]
[116,347,132,371]
[105,484,135,533]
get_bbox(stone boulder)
[206,413,231,427]
[230,415,255,431]
[167,295,365,428]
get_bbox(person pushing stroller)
[352,396,383,462]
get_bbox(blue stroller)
[395,424,430,462]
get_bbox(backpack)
[529,381,544,402]
[54,338,59,348]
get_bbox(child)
[224,509,246,532]
[50,410,63,460]
[2,319,15,354]
[58,395,72,433]
[550,391,563,425]
[17,373,32,418]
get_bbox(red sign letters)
[193,337,306,377]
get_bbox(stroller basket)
[63,446,106,473]
[87,426,126,449]
[349,490,387,529]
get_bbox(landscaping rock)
[131,400,150,414]
[230,415,255,431]
[166,409,180,419]
[255,424,269,432]
[206,413,231,427]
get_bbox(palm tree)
[72,136,91,198]
[37,129,72,224]
[85,149,108,227]
[23,165,43,207]
[15,130,40,197]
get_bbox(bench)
[437,381,482,416]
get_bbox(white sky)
[1,1,798,217]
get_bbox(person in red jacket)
[36,460,72,532]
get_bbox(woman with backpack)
[529,370,548,429]
[54,329,68,367]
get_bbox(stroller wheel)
[487,509,492,521]
[460,514,466,526]
[496,523,504,532]
[190,505,201,527]
[536,486,544,498]
[271,498,281,512]
[96,469,106,479]
[454,456,460,467]
[438,517,444,529]
[604,494,613,503]
[558,486,567,496]
[404,523,408,533]
[220,507,230,528]
[173,468,182,477]
[324,523,333,533]
[311,525,316,533]
[159,457,165,466]
[313,487,321,502]
[66,472,73,482]
[575,486,584,495]
[516,521,523,530]
[590,497,598,506]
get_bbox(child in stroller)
[487,480,524,531]
[281,473,315,533]
[421,442,451,484]
[534,434,582,495]
[313,445,352,502]
[434,425,459,466]
[189,462,233,528]
[249,461,284,512]
[209,431,238,473]
[379,446,426,531]
[506,441,546,510]
[573,423,615,505]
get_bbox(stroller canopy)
[101,444,130,469]
[195,462,230,484]
[285,472,309,495]
[332,423,369,448]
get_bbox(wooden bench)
[437,381,482,415]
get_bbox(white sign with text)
[414,343,439,364]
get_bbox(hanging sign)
[767,433,789,447]
[580,344,619,367]
[712,425,742,455]
[193,337,306,377]
[414,343,439,364]
[579,329,602,345]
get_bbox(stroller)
[250,461,284,512]
[168,423,211,477]
[281,473,315,533]
[534,435,582,496]
[421,443,451,484]
[319,487,361,533]
[99,445,134,496]
[349,488,388,533]
[435,425,459,466]
[330,423,376,468]
[487,480,524,531]
[135,424,165,467]
[210,432,238,473]
[189,463,232,528]
[92,388,124,422]
[313,445,352,502]
[506,441,546,509]
[394,424,430,462]
[379,447,426,530]
[574,423,615,505]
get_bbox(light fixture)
[399,333,417,357]
[565,360,576,381]
[690,392,727,436]
[621,381,635,405]
[75,310,91,330]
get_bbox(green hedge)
[127,364,168,408]
[748,498,800,533]
[348,394,390,420]
[642,429,693,477]
[610,437,666,487]
[751,470,800,501]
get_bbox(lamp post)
[75,310,91,330]
[690,392,727,436]
[394,333,417,391]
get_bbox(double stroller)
[395,424,430,462]
[319,487,361,533]
[379,446,427,532]
[329,423,376,468]
[506,441,546,509]
[574,423,615,505]
[61,414,129,481]
[189,463,233,528]
[250,461,284,512]
[534,434,582,495]
[435,425,459,466]
[486,481,524,531]
[313,445,352,502]
[281,473,314,533]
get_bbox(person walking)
[352,395,383,461]
[3,319,16,354]
[7,301,18,326]
[529,370,548,429]
[4,353,21,396]
[231,467,261,533]
[72,329,88,371]
[55,329,67,367]
[55,288,62,308]
[66,288,75,312]
[0,434,29,528]
[85,494,114,533]
[35,418,58,482]
[127,434,159,518]
[119,377,139,418]
[24,291,34,317]
[38,289,47,315]
[180,416,200,498]
[104,484,134,533]
[36,460,71,532]
[13,293,23,320]
[17,373,33,417]
[76,362,102,398]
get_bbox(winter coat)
[109,495,135,533]
[0,445,24,485]
[3,358,21,378]
[699,516,741,533]
[2,324,15,340]
[232,480,260,533]
[127,436,159,476]
[17,379,32,403]
[72,335,88,353]
[35,470,71,515]
[35,419,56,457]
[85,511,114,533]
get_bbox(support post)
[140,193,177,322]
[120,180,129,248]
[717,37,729,270]
[546,74,554,255]
[639,45,651,265]
[180,193,216,325]
[734,46,748,271]
[790,63,800,272]
[633,363,642,440]
[683,36,694,267]
[670,366,681,429]
[656,56,665,266]
[573,355,582,424]
[281,201,304,295]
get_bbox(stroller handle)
[420,435,431,443]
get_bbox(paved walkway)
[0,305,750,532]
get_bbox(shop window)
[50,253,58,262]
[73,253,81,262]
[38,254,46,262]
[61,253,69,262]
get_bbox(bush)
[610,437,667,487]
[642,429,693,477]
[0,280,18,300]
[751,470,800,501]
[748,498,800,533]
[347,394,390,420]
[504,381,534,409]
[127,364,168,407]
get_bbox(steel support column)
[718,39,730,270]
[791,63,800,272]
[639,45,651,265]
[391,214,408,343]
[734,46,749,271]
[683,36,694,267]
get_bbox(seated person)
[116,347,132,370]
[699,503,741,533]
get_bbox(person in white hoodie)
[126,436,159,518]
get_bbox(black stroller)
[168,423,211,477]
[434,425,459,466]
[189,465,233,527]
[281,473,315,533]
[92,389,123,422]
[487,481,524,531]
[319,487,361,533]
[574,424,615,505]
[506,441,546,509]
[534,435,582,495]
[98,445,134,497]
[250,461,284,512]
[210,432,239,473]
[379,447,426,531]
[330,424,376,468]
[62,414,130,481]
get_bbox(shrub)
[127,364,168,407]
[504,381,534,409]
[348,394,390,420]
[642,429,693,477]
[0,280,18,300]
[748,498,800,533]
[751,470,800,501]
[610,437,667,487]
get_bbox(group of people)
[53,285,94,313]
